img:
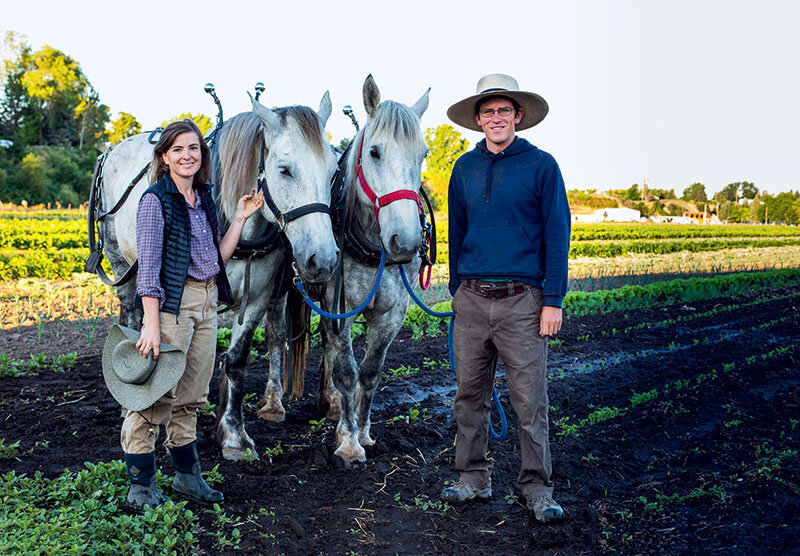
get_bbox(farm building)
[594,207,641,222]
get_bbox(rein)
[397,265,507,441]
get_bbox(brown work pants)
[121,279,218,454]
[451,285,553,498]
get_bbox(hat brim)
[447,90,549,132]
[102,324,186,412]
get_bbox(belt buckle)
[478,283,497,292]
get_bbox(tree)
[109,112,141,145]
[715,183,740,203]
[1,35,109,150]
[682,182,707,203]
[740,181,758,199]
[625,183,640,201]
[422,124,468,209]
[161,113,213,136]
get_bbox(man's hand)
[539,306,562,337]
[136,321,161,360]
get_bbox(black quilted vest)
[136,175,233,316]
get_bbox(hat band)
[479,87,511,94]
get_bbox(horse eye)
[370,146,380,159]
[280,167,292,177]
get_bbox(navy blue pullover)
[447,137,571,307]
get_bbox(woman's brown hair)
[148,119,212,186]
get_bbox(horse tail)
[216,112,263,222]
[284,287,310,399]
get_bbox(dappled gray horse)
[97,93,339,461]
[318,75,430,464]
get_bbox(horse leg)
[215,295,270,461]
[103,218,142,329]
[356,307,405,447]
[258,295,286,422]
[323,319,365,464]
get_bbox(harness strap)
[355,133,422,227]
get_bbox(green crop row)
[563,267,800,316]
[569,238,800,258]
[571,223,800,241]
[0,248,90,280]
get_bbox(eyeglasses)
[478,106,515,118]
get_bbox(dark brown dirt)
[2,287,799,555]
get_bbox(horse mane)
[216,112,263,221]
[344,100,423,237]
[216,106,326,222]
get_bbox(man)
[442,74,570,522]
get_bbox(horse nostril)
[306,253,318,271]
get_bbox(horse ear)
[248,91,280,138]
[317,91,332,128]
[362,74,380,118]
[411,87,431,118]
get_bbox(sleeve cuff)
[543,294,563,308]
[138,289,166,309]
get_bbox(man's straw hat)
[447,73,549,132]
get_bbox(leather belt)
[461,279,530,299]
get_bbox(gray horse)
[97,93,340,461]
[317,75,430,464]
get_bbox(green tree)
[422,124,468,209]
[740,181,758,199]
[1,39,108,149]
[161,113,213,136]
[715,183,740,203]
[108,112,141,145]
[682,182,707,203]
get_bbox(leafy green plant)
[0,460,198,554]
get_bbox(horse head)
[248,93,339,283]
[349,74,430,264]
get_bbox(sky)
[3,0,799,196]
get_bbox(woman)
[122,119,263,511]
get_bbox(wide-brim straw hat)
[102,324,185,412]
[447,73,549,132]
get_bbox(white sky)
[3,0,799,195]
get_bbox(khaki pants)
[121,279,218,454]
[451,285,553,498]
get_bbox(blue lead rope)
[399,265,508,440]
[294,251,386,320]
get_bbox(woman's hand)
[136,321,161,359]
[234,188,264,223]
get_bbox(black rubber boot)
[169,441,224,504]
[125,451,168,512]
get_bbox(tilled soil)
[2,287,799,555]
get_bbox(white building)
[594,207,641,222]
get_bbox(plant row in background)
[569,237,800,258]
[570,223,800,241]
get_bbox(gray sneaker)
[527,494,564,522]
[440,480,492,503]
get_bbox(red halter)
[354,132,433,290]
[355,133,423,228]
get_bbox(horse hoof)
[359,431,376,447]
[334,440,366,464]
[221,445,260,461]
[257,405,286,423]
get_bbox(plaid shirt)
[136,192,220,308]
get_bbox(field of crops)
[1,210,798,554]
